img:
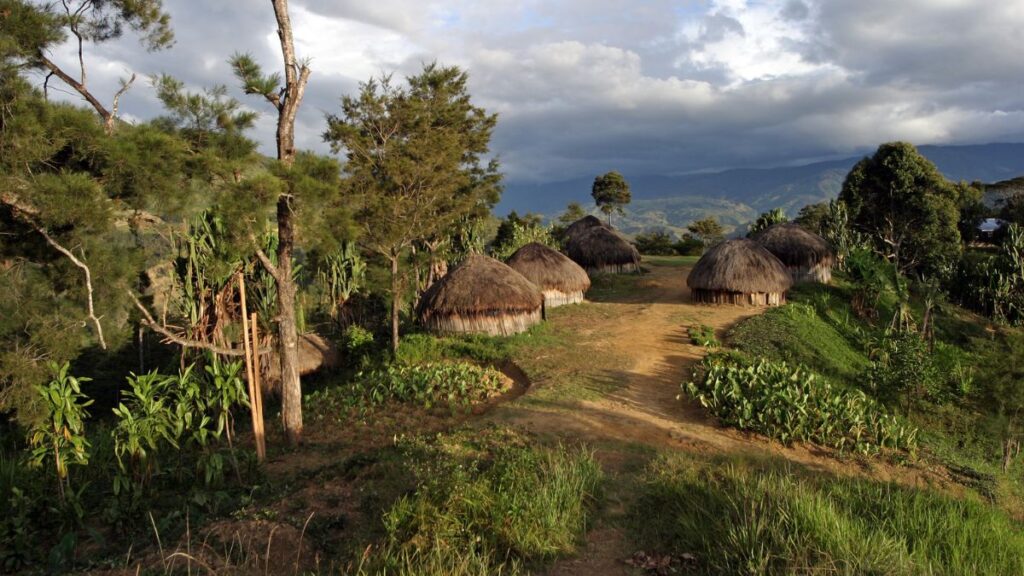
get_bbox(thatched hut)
[417,253,543,336]
[562,215,605,244]
[507,242,591,307]
[753,223,834,284]
[687,239,792,306]
[564,225,641,274]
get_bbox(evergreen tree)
[324,63,500,353]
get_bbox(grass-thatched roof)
[687,239,792,294]
[564,225,641,270]
[416,253,542,320]
[752,223,834,268]
[562,215,605,243]
[507,242,591,293]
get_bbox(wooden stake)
[251,312,266,461]
[237,274,265,462]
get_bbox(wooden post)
[251,312,266,461]
[237,274,265,462]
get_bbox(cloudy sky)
[34,0,1024,183]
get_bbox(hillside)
[499,142,1024,234]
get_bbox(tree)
[591,171,631,225]
[229,0,312,445]
[955,180,987,244]
[748,208,787,236]
[558,202,587,225]
[839,142,961,275]
[1,0,173,132]
[794,202,830,236]
[493,211,543,249]
[324,63,500,354]
[688,217,724,249]
[634,229,676,255]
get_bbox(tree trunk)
[391,255,400,355]
[276,196,302,445]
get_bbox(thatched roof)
[752,223,834,268]
[507,242,591,293]
[562,215,605,243]
[564,225,641,269]
[417,253,542,319]
[687,239,792,294]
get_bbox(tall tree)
[324,63,500,354]
[688,216,724,249]
[591,171,631,225]
[1,0,173,132]
[839,142,961,274]
[794,202,830,236]
[229,0,311,445]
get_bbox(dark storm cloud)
[32,0,1024,183]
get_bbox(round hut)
[562,215,605,244]
[753,223,834,284]
[687,239,792,306]
[564,225,642,274]
[416,253,543,336]
[507,242,591,307]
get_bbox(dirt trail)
[487,261,950,576]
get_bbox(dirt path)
[487,260,951,575]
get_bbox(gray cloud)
[30,0,1024,186]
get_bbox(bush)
[684,355,917,454]
[673,235,704,256]
[630,453,1024,576]
[688,324,718,347]
[362,429,602,574]
[866,332,942,403]
[634,230,676,255]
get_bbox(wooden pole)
[237,274,264,463]
[250,312,266,461]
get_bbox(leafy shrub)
[338,362,506,411]
[673,235,704,256]
[28,362,93,504]
[630,453,1024,576]
[363,429,602,574]
[688,324,718,347]
[490,222,559,260]
[634,229,676,255]
[684,355,917,454]
[866,332,941,403]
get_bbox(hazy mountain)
[497,142,1024,235]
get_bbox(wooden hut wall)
[587,262,641,275]
[423,309,542,336]
[786,263,832,284]
[541,289,586,308]
[691,289,786,307]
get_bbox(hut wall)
[587,262,640,275]
[786,264,832,284]
[541,290,585,308]
[691,288,786,307]
[423,309,542,336]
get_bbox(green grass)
[361,428,602,575]
[630,453,1024,576]
[728,300,869,386]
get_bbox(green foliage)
[866,332,940,403]
[949,224,1024,324]
[315,240,366,320]
[794,202,830,236]
[688,324,718,347]
[491,220,558,260]
[591,171,631,222]
[634,229,676,255]
[687,216,724,248]
[341,362,505,411]
[631,454,1024,576]
[685,355,917,454]
[747,207,787,236]
[343,325,376,363]
[845,246,890,319]
[28,362,93,501]
[673,233,705,256]
[363,430,601,574]
[840,142,962,275]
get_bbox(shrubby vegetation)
[685,355,917,454]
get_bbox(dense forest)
[4,1,1024,575]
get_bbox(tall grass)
[362,429,603,575]
[630,454,1024,575]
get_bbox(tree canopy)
[591,171,631,224]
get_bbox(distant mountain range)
[497,143,1024,236]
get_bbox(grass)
[630,453,1024,576]
[360,427,602,575]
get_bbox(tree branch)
[251,241,285,284]
[128,291,270,357]
[38,55,112,125]
[110,73,137,124]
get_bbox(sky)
[33,0,1024,184]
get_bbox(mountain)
[497,142,1024,235]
